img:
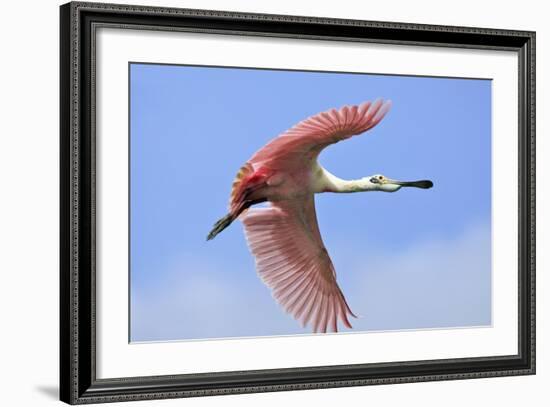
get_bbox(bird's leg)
[207,197,267,240]
[208,171,272,241]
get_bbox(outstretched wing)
[241,196,355,333]
[228,99,391,213]
[248,99,392,172]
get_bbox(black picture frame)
[60,1,536,404]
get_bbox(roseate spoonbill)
[207,99,433,333]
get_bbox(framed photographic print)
[60,1,536,404]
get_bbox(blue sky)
[130,63,492,342]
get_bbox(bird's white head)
[363,174,434,192]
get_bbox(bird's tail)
[207,213,235,241]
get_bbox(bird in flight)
[207,99,433,334]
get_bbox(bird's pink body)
[211,99,394,333]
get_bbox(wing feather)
[241,196,356,333]
[248,99,391,171]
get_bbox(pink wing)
[248,99,392,171]
[229,99,391,213]
[241,196,355,333]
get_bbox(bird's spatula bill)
[393,180,433,189]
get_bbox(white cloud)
[131,253,310,341]
[341,221,492,331]
[131,221,491,342]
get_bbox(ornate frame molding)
[60,2,535,404]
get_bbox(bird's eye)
[378,176,383,180]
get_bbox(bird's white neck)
[313,166,375,193]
